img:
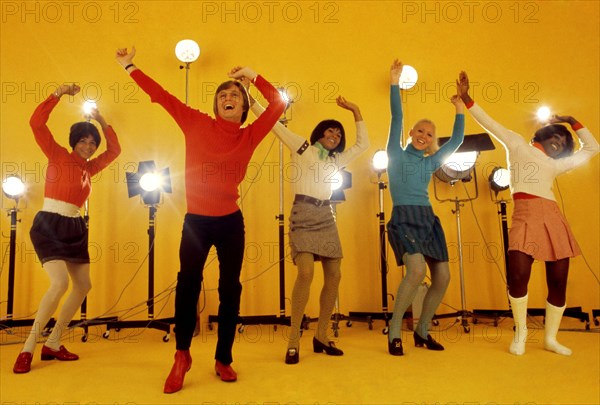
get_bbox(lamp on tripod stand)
[471,167,512,324]
[348,150,393,333]
[176,39,200,105]
[432,133,495,333]
[0,175,33,331]
[103,160,173,341]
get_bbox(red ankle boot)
[163,350,192,394]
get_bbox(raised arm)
[549,114,599,172]
[387,59,404,154]
[115,47,204,131]
[249,98,306,152]
[30,84,81,158]
[229,65,286,144]
[115,46,138,74]
[86,106,121,175]
[430,94,465,165]
[457,71,525,149]
[336,96,370,167]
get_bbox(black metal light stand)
[104,161,174,341]
[471,198,512,325]
[432,176,481,333]
[0,206,35,331]
[104,204,173,341]
[348,176,393,334]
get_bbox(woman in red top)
[13,84,121,374]
[116,47,285,393]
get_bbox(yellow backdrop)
[1,1,598,331]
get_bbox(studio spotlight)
[371,150,389,174]
[436,151,478,183]
[175,39,200,63]
[126,161,172,206]
[106,160,174,341]
[330,169,352,203]
[2,175,25,202]
[399,65,418,90]
[435,133,495,183]
[488,167,510,194]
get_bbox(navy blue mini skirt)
[386,205,448,266]
[30,211,89,264]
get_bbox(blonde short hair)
[408,119,439,155]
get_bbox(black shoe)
[285,348,299,364]
[388,338,403,356]
[312,337,343,356]
[414,332,444,351]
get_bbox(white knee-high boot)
[508,294,528,355]
[544,301,572,356]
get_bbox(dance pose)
[115,48,285,392]
[13,84,121,373]
[251,94,369,364]
[457,71,599,356]
[386,60,465,355]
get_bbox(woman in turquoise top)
[386,59,465,355]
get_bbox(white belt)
[41,198,81,218]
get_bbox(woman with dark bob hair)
[13,84,121,374]
[251,94,369,364]
[458,71,599,356]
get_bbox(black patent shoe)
[414,332,444,351]
[312,337,343,356]
[388,338,404,356]
[285,348,299,364]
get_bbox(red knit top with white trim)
[30,95,122,208]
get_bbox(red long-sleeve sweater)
[29,95,122,208]
[131,69,285,216]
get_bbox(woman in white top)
[251,95,369,364]
[458,71,599,356]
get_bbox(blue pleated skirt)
[386,205,449,266]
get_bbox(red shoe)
[13,352,33,374]
[163,350,192,394]
[215,360,237,382]
[41,345,79,361]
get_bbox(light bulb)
[399,65,418,90]
[175,39,200,63]
[83,100,97,116]
[372,150,389,172]
[2,175,25,199]
[537,106,552,122]
[139,172,161,192]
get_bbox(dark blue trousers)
[174,210,244,365]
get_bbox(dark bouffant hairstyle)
[69,122,101,149]
[212,80,250,124]
[309,119,346,155]
[533,124,574,159]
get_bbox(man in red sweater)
[116,47,285,393]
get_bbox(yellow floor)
[1,316,599,405]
